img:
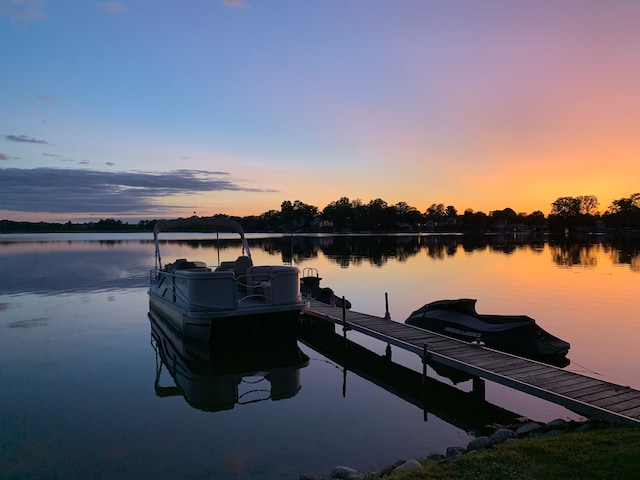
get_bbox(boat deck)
[302,300,640,425]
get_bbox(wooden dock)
[302,299,640,425]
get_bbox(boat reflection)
[149,309,310,412]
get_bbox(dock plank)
[619,405,640,418]
[593,392,640,409]
[578,388,637,404]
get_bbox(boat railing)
[152,262,302,308]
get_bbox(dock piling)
[384,292,391,320]
[342,296,347,345]
[422,343,428,384]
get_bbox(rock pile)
[298,418,601,479]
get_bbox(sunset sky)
[1,0,639,222]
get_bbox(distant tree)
[280,200,318,230]
[490,207,518,221]
[367,198,389,230]
[394,201,423,228]
[445,205,458,218]
[460,208,488,231]
[607,193,640,214]
[550,197,582,217]
[577,195,599,215]
[526,210,546,227]
[604,193,640,228]
[551,196,598,217]
[425,203,446,222]
[261,210,280,230]
[350,198,368,230]
[322,197,353,231]
[95,218,125,231]
[549,195,599,231]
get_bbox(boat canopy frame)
[153,216,251,270]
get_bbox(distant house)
[424,220,437,232]
[491,219,508,231]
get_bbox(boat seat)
[166,259,207,272]
[245,266,300,304]
[234,256,253,278]
[215,261,236,272]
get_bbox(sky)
[1,0,639,222]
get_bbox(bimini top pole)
[152,216,252,265]
[154,229,162,269]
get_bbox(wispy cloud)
[0,0,46,21]
[0,167,276,214]
[99,2,127,14]
[37,95,55,102]
[6,134,48,144]
[0,153,11,161]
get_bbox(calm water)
[1,233,639,479]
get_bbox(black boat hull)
[405,299,570,365]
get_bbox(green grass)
[375,426,640,480]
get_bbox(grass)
[374,426,640,480]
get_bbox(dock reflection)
[149,310,310,412]
[299,321,523,435]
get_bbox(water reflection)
[2,236,639,296]
[149,310,310,412]
[254,235,640,271]
[0,240,153,294]
[549,241,640,271]
[299,321,521,435]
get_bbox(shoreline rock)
[300,418,604,479]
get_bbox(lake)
[1,232,639,479]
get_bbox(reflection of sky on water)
[0,241,153,294]
[0,288,469,479]
[3,235,639,296]
[2,234,640,479]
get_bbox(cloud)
[99,2,127,14]
[6,134,48,144]
[0,153,11,161]
[0,167,276,214]
[38,95,55,102]
[42,152,62,158]
[105,162,114,166]
[0,0,46,21]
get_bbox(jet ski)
[405,298,570,364]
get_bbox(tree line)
[2,193,640,234]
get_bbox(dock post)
[422,343,428,383]
[472,376,486,400]
[342,365,347,398]
[342,297,347,345]
[422,343,429,421]
[385,343,392,361]
[384,292,390,320]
